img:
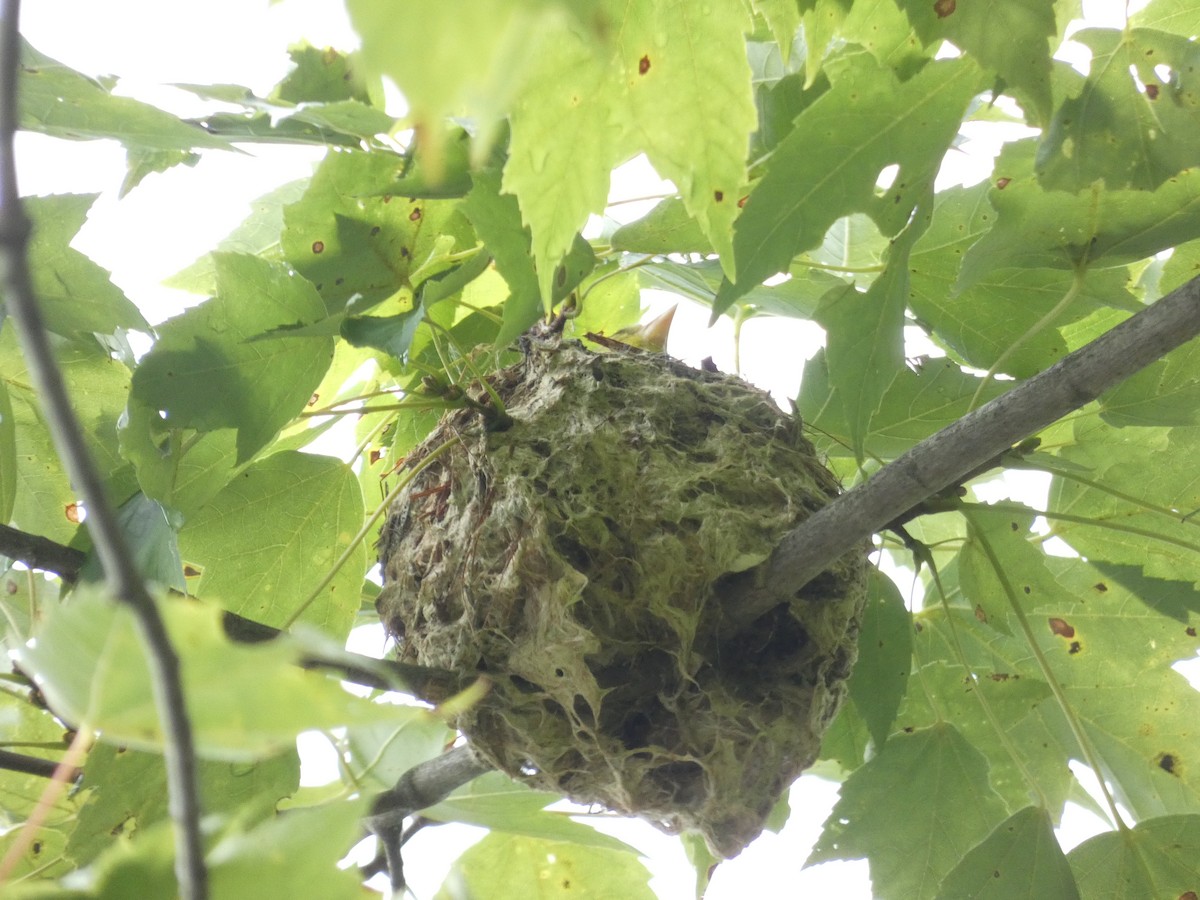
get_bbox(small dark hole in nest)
[552,534,593,570]
[572,695,596,728]
[510,674,541,694]
[590,361,604,381]
[795,572,840,602]
[529,438,553,458]
[650,761,706,807]
[619,711,653,749]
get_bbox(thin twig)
[0,725,90,884]
[0,522,468,701]
[0,748,72,781]
[0,5,207,896]
[723,273,1200,629]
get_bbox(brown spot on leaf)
[370,225,381,237]
[64,503,81,524]
[5,579,15,595]
[639,55,651,75]
[934,0,956,18]
[183,564,201,578]
[312,240,325,254]
[1187,626,1197,637]
[1157,752,1178,775]
[1023,585,1032,594]
[1180,891,1198,900]
[996,177,1011,189]
[308,393,320,407]
[409,207,422,222]
[1145,83,1160,100]
[974,605,988,623]
[714,190,724,202]
[369,449,384,465]
[1069,641,1081,654]
[1010,521,1019,530]
[1094,582,1108,592]
[1048,617,1075,638]
[738,195,748,208]
[989,673,1010,682]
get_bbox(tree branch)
[0,6,207,897]
[0,521,467,701]
[726,273,1200,628]
[0,523,86,579]
[365,745,491,891]
[0,748,72,781]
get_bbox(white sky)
[14,1,1158,897]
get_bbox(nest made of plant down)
[376,332,869,857]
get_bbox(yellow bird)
[588,305,677,354]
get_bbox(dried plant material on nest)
[376,334,869,857]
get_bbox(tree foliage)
[2,2,1200,898]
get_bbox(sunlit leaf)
[717,53,981,313]
[436,832,654,899]
[959,141,1200,288]
[898,0,1056,124]
[179,451,365,638]
[808,723,1008,900]
[934,806,1080,900]
[1047,419,1200,587]
[426,771,639,853]
[130,252,334,464]
[962,506,1200,818]
[0,328,136,544]
[67,743,300,867]
[1037,27,1200,190]
[617,0,756,279]
[0,379,15,522]
[909,183,1139,376]
[847,569,911,747]
[16,592,391,759]
[14,195,149,338]
[18,39,228,152]
[1068,814,1200,900]
[281,149,475,314]
[503,24,628,308]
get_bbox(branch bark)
[0,6,207,896]
[365,745,491,891]
[0,522,468,700]
[726,272,1200,628]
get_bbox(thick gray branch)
[729,273,1200,626]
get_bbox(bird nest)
[376,332,869,857]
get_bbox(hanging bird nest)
[376,330,869,857]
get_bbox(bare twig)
[725,273,1200,628]
[0,5,207,897]
[0,523,87,578]
[365,745,491,891]
[0,748,71,780]
[0,520,467,700]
